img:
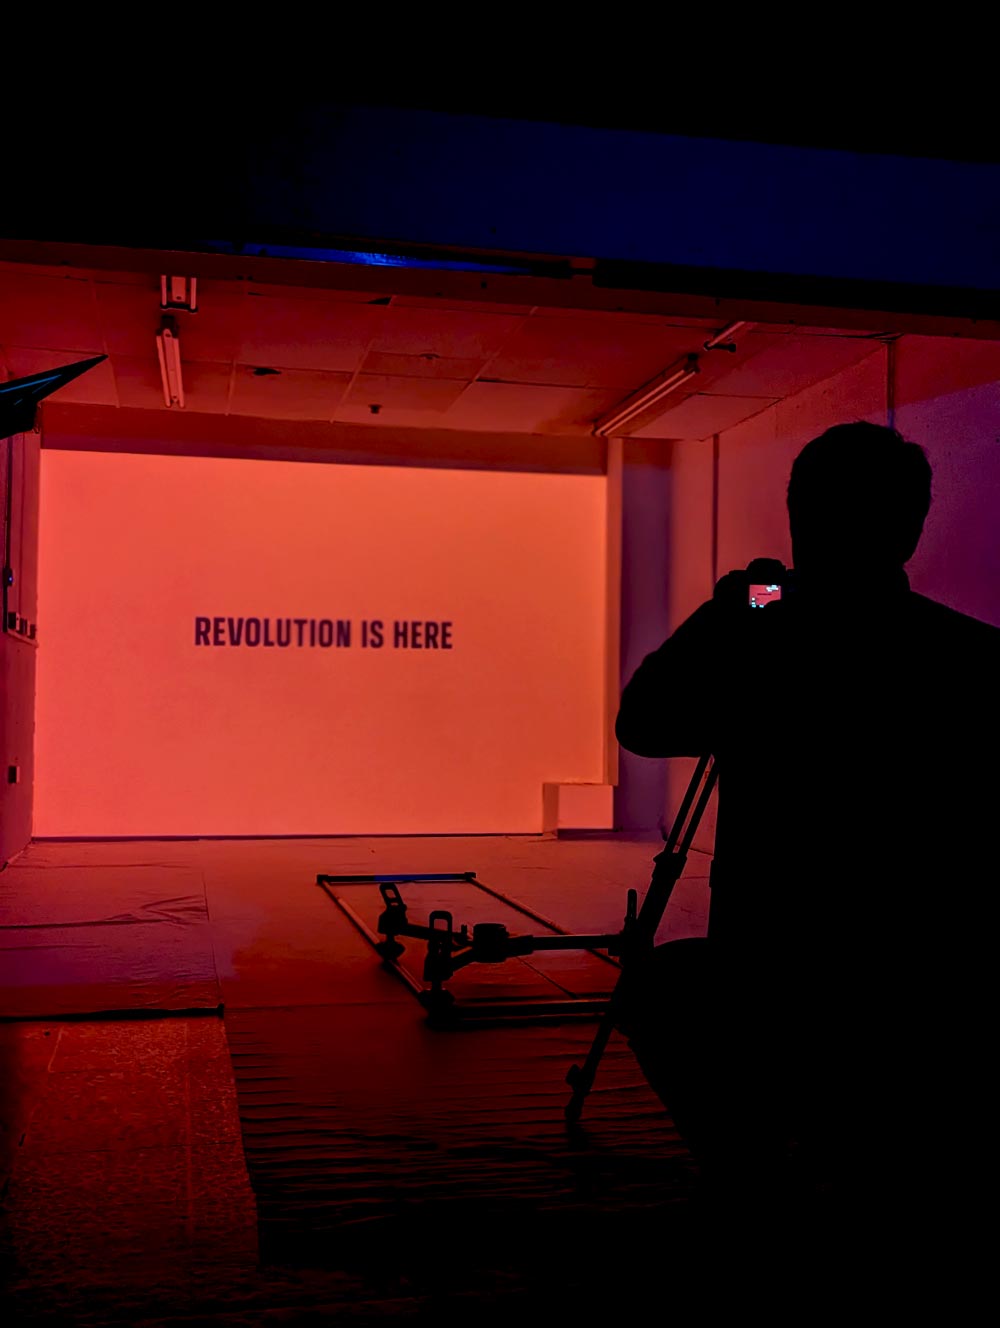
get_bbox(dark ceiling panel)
[229,366,352,419]
[487,320,698,389]
[343,374,469,413]
[238,297,384,372]
[372,305,523,359]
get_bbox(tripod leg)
[565,999,622,1123]
[564,755,717,1124]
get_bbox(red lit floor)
[2,834,715,1323]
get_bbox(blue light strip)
[198,239,530,275]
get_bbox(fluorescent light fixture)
[593,353,701,437]
[156,315,185,408]
[703,320,749,351]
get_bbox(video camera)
[714,557,796,610]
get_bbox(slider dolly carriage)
[317,755,717,1124]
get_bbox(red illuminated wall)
[707,338,1000,628]
[0,637,34,862]
[658,337,1000,844]
[1,431,40,865]
[713,347,889,577]
[894,337,1000,626]
[35,451,606,837]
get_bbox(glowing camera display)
[748,583,782,608]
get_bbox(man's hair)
[787,421,933,566]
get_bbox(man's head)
[787,422,932,577]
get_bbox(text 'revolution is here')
[193,617,454,649]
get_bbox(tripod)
[565,753,717,1123]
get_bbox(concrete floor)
[2,833,720,1324]
[1,1017,260,1324]
[3,833,980,1320]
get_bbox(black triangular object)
[0,355,107,440]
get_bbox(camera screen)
[748,583,782,608]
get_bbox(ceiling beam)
[40,403,608,476]
[6,239,1000,343]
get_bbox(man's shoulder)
[908,592,1000,644]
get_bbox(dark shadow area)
[225,1003,696,1272]
[615,422,1000,1271]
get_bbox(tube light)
[156,315,185,408]
[593,353,700,437]
[703,320,749,351]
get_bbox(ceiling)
[0,260,890,442]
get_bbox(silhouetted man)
[615,422,999,1236]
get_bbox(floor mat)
[226,1001,696,1276]
[0,846,220,1019]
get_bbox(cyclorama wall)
[658,336,1000,844]
[34,450,607,837]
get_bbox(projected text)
[193,616,454,649]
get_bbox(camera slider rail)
[374,880,637,1015]
[316,870,627,1023]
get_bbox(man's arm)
[616,599,728,758]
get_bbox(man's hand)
[712,569,751,609]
